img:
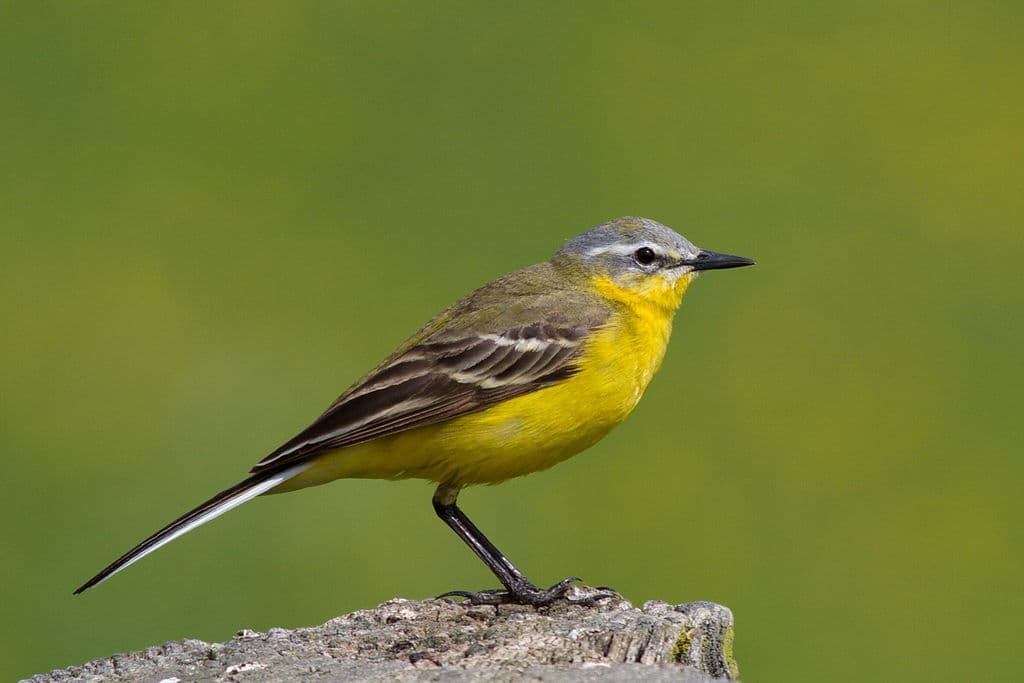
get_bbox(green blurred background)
[3,3,1021,681]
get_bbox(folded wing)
[251,320,604,473]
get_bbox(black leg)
[431,490,615,606]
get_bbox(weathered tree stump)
[31,589,739,682]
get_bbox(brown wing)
[250,321,599,473]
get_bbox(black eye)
[633,247,657,266]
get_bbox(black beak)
[678,250,755,271]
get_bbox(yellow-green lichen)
[723,625,739,679]
[671,628,692,663]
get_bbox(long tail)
[74,463,309,594]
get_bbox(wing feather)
[251,318,603,473]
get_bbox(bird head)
[555,217,754,311]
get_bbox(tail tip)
[73,576,100,595]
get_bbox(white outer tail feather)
[81,463,309,591]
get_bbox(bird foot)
[439,577,619,606]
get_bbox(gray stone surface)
[29,589,739,682]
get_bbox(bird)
[74,216,754,605]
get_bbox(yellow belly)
[275,274,690,492]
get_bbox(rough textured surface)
[30,589,739,682]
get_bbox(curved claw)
[547,576,582,592]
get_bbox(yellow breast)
[279,272,694,491]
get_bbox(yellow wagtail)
[75,217,753,605]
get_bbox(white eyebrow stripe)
[585,242,656,258]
